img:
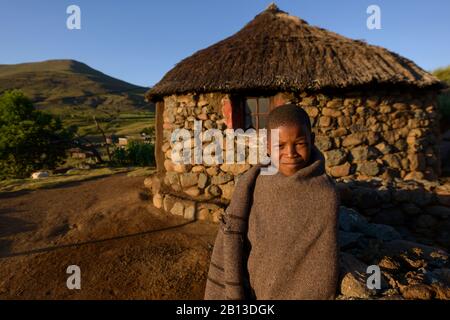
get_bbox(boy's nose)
[286,145,297,157]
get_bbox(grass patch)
[126,167,156,177]
[0,167,154,194]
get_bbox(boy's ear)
[310,132,315,146]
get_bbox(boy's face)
[268,123,315,177]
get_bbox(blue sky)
[0,0,449,87]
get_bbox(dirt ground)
[0,174,218,300]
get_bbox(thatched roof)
[146,4,442,101]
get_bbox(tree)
[0,90,74,179]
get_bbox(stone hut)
[145,4,444,222]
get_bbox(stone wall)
[149,88,441,222]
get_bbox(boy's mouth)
[281,160,305,166]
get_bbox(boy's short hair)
[267,104,312,132]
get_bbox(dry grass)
[0,167,155,194]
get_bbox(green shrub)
[0,90,74,179]
[438,93,450,119]
[111,141,155,167]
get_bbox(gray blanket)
[204,147,339,300]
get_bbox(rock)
[342,133,365,147]
[435,221,450,248]
[302,106,319,118]
[330,162,351,177]
[431,283,450,300]
[383,154,402,169]
[408,153,426,171]
[31,171,49,179]
[170,202,185,216]
[360,223,402,241]
[211,173,233,185]
[378,256,401,271]
[220,163,251,176]
[143,177,153,190]
[184,204,196,220]
[198,173,208,189]
[350,146,378,162]
[372,208,405,226]
[375,142,394,155]
[180,173,199,188]
[219,181,235,200]
[191,165,204,173]
[401,203,422,216]
[163,159,174,172]
[315,136,333,151]
[339,231,364,249]
[319,116,332,127]
[425,206,450,219]
[206,166,219,176]
[381,240,448,268]
[414,215,437,229]
[326,99,343,109]
[430,269,450,286]
[401,284,434,300]
[352,187,382,209]
[379,105,391,113]
[322,107,342,117]
[152,193,163,209]
[184,186,200,197]
[339,206,369,232]
[163,195,176,212]
[357,161,380,176]
[325,149,347,167]
[164,171,178,184]
[161,142,171,153]
[206,184,222,197]
[339,253,377,298]
[330,128,348,138]
[173,163,192,173]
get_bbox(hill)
[0,60,153,117]
[433,65,450,86]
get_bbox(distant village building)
[118,137,129,147]
[106,134,118,145]
[144,4,444,221]
[68,148,94,160]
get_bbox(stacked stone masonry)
[148,89,442,225]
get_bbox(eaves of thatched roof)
[146,4,443,101]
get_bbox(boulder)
[339,253,377,298]
[372,208,405,226]
[357,161,380,176]
[211,173,233,185]
[329,162,351,178]
[338,206,369,232]
[339,231,364,249]
[425,206,450,219]
[325,149,347,167]
[360,223,402,241]
[400,284,435,300]
[31,171,49,179]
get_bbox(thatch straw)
[146,4,442,101]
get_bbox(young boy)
[204,104,340,300]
